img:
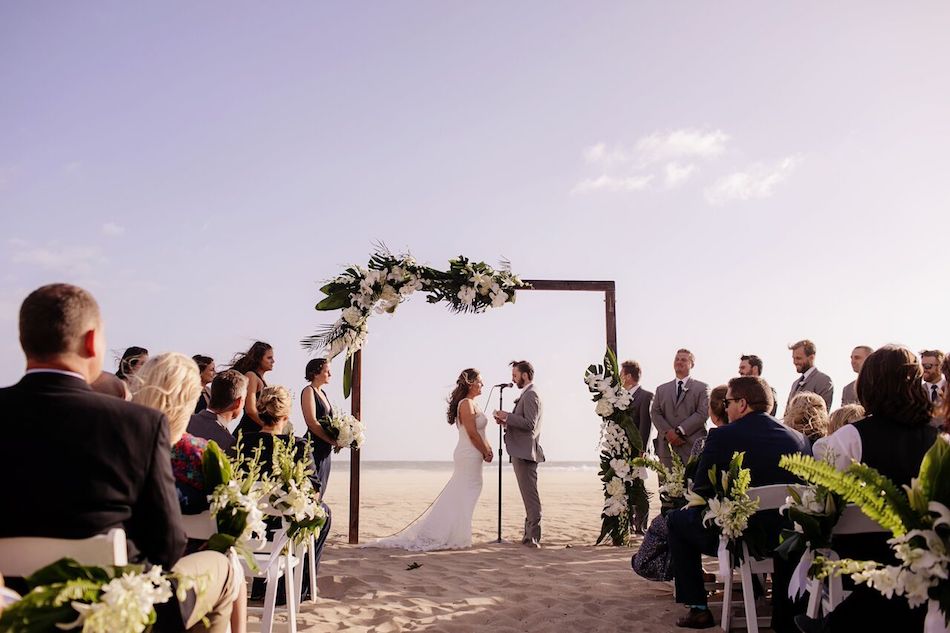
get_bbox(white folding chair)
[242,523,299,633]
[720,484,794,633]
[293,534,318,606]
[805,504,887,618]
[181,511,218,540]
[0,528,128,577]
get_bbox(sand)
[251,464,690,633]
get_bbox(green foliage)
[779,453,915,536]
[202,440,231,491]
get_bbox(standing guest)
[738,354,777,415]
[620,360,653,456]
[920,349,946,426]
[187,370,248,455]
[796,345,938,633]
[115,345,148,385]
[0,284,240,632]
[841,345,873,406]
[192,355,215,413]
[301,358,339,496]
[783,392,829,446]
[786,339,833,413]
[91,369,130,399]
[650,349,710,467]
[620,359,653,533]
[667,376,809,630]
[229,341,275,439]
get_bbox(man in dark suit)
[666,376,811,630]
[0,284,238,632]
[620,359,653,532]
[186,369,247,454]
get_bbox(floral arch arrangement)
[302,245,529,396]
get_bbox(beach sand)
[253,464,689,632]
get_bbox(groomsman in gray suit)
[786,339,834,412]
[494,360,545,547]
[738,354,778,416]
[841,345,873,406]
[650,349,710,466]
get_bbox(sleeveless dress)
[368,407,488,551]
[304,385,333,496]
[232,371,266,439]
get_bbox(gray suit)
[841,380,858,406]
[504,383,544,545]
[186,409,236,454]
[786,369,834,413]
[650,377,710,466]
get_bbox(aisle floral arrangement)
[585,347,649,545]
[320,406,366,450]
[0,558,205,633]
[302,244,529,396]
[630,451,689,512]
[264,435,328,544]
[686,451,761,565]
[780,436,950,628]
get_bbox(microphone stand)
[497,384,508,543]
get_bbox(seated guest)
[90,369,130,399]
[0,284,239,632]
[798,345,938,633]
[240,385,331,600]
[187,369,247,455]
[812,404,866,461]
[689,384,729,461]
[192,355,215,413]
[667,376,810,630]
[132,353,207,513]
[115,345,148,385]
[783,392,829,446]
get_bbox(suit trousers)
[165,551,238,633]
[667,506,719,605]
[511,457,542,544]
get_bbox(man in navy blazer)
[666,376,811,630]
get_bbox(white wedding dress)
[369,407,487,551]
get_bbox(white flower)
[457,286,476,306]
[470,272,492,295]
[489,287,508,308]
[610,458,631,481]
[606,477,625,497]
[65,566,174,633]
[595,398,614,418]
[379,284,399,307]
[342,307,363,326]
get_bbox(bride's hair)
[446,368,480,425]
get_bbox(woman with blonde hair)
[132,352,247,633]
[783,392,829,444]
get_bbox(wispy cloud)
[664,162,696,188]
[8,239,107,275]
[704,156,801,205]
[101,222,126,237]
[573,128,727,195]
[571,174,654,195]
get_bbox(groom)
[494,360,545,547]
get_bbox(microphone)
[495,382,514,389]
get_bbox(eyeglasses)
[723,397,744,406]
[923,363,937,370]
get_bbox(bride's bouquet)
[320,407,366,450]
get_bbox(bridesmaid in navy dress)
[230,341,274,440]
[301,358,338,496]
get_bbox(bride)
[369,368,494,551]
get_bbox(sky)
[2,2,950,461]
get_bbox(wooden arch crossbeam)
[344,279,618,543]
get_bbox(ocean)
[333,460,599,472]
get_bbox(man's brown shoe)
[675,607,715,629]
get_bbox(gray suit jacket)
[629,387,653,453]
[504,384,545,463]
[650,377,710,439]
[186,409,236,454]
[841,380,858,406]
[787,369,834,412]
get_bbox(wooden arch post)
[346,279,617,544]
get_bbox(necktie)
[676,380,684,400]
[932,384,939,403]
[797,374,806,391]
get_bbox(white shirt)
[923,377,947,398]
[799,366,817,383]
[812,424,862,471]
[207,409,232,430]
[25,368,86,381]
[626,384,641,396]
